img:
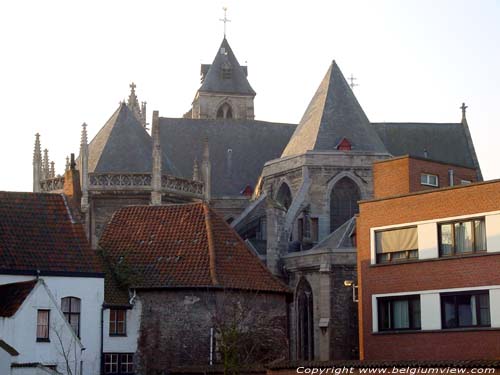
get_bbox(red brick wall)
[357,180,500,360]
[373,157,410,199]
[373,156,477,199]
[408,158,477,193]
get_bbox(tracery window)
[330,177,360,232]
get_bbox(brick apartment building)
[357,156,500,360]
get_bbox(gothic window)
[296,278,314,360]
[216,103,233,119]
[276,183,292,211]
[330,177,360,232]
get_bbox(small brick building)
[99,202,291,372]
[357,157,500,361]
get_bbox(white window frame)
[421,173,439,187]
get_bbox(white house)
[0,279,83,375]
[0,192,105,375]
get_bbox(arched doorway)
[276,183,292,211]
[330,177,360,232]
[296,278,314,360]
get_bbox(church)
[32,32,481,364]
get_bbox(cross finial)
[461,102,468,121]
[130,82,136,92]
[348,74,358,90]
[219,7,231,38]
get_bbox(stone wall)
[136,289,289,372]
[192,93,255,120]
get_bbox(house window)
[61,297,81,337]
[441,291,490,329]
[104,353,134,374]
[461,179,472,185]
[109,309,127,336]
[104,353,119,374]
[120,353,134,374]
[378,295,421,331]
[375,227,418,263]
[439,218,486,256]
[37,310,50,342]
[421,173,439,187]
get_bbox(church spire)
[282,60,387,157]
[33,133,42,192]
[80,123,89,213]
[43,149,50,180]
[151,110,162,205]
[126,82,148,129]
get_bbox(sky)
[0,0,499,191]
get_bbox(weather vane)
[219,7,231,38]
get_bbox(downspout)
[100,306,104,375]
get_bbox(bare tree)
[52,322,81,375]
[211,290,289,375]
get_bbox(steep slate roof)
[199,38,255,96]
[0,280,37,317]
[373,122,476,169]
[282,61,388,157]
[159,118,296,197]
[87,103,175,174]
[0,192,102,275]
[99,203,289,293]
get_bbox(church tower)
[187,37,256,120]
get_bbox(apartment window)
[441,291,490,329]
[421,173,439,187]
[36,310,50,342]
[439,218,486,256]
[378,295,421,331]
[375,227,418,263]
[104,353,134,374]
[109,309,127,336]
[61,297,81,337]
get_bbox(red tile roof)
[0,279,37,317]
[99,203,289,293]
[0,192,102,275]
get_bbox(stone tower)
[187,38,256,120]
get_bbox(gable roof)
[0,192,102,276]
[87,103,175,174]
[159,118,296,197]
[99,203,289,293]
[373,122,476,169]
[199,38,255,96]
[282,61,388,157]
[0,280,37,317]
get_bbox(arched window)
[216,103,233,119]
[330,177,360,232]
[276,183,292,211]
[61,297,81,337]
[296,278,314,360]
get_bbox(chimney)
[63,153,82,209]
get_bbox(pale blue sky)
[1,0,499,191]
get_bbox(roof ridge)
[203,204,219,286]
